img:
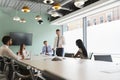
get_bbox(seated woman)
[74,39,88,59]
[17,44,32,79]
[17,44,30,59]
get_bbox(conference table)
[18,55,120,80]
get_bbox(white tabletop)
[18,55,120,80]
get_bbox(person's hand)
[45,53,49,55]
[21,55,24,60]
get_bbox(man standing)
[42,41,53,56]
[53,29,65,56]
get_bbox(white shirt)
[54,35,65,49]
[23,50,30,59]
[18,50,30,59]
[0,45,20,60]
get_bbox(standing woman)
[17,44,30,59]
[74,39,88,59]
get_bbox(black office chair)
[41,70,66,80]
[89,53,93,59]
[2,57,15,80]
[94,55,112,62]
[2,57,33,80]
[65,53,74,58]
[0,57,6,79]
[0,56,4,72]
[12,60,43,80]
[11,60,34,80]
[3,57,11,73]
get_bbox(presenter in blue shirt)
[42,41,53,56]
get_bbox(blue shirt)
[42,45,53,55]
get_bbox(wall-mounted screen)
[10,32,33,45]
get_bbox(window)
[86,6,120,26]
[100,16,104,23]
[106,12,112,22]
[87,20,90,26]
[64,18,83,53]
[67,19,83,31]
[93,19,96,25]
[63,5,120,57]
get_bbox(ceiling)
[0,0,100,21]
[0,0,51,13]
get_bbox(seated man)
[0,36,21,79]
[0,35,21,60]
[41,41,53,56]
[74,39,88,59]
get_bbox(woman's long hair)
[76,39,88,58]
[19,44,25,55]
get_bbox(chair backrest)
[0,56,3,61]
[3,56,11,63]
[89,53,93,59]
[12,60,33,79]
[65,53,74,58]
[94,55,112,62]
[42,70,66,80]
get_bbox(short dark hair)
[56,29,60,32]
[2,36,12,44]
[43,41,47,44]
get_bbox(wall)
[0,7,60,55]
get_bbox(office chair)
[2,57,33,80]
[94,55,112,62]
[0,56,4,72]
[3,57,11,73]
[89,53,93,59]
[2,57,15,80]
[11,60,33,80]
[65,53,74,58]
[12,60,42,80]
[41,70,66,80]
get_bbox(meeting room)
[0,0,120,80]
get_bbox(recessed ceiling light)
[43,0,54,4]
[52,3,61,10]
[21,6,30,13]
[38,20,43,24]
[51,11,62,17]
[13,16,20,21]
[74,0,88,8]
[35,15,42,20]
[19,18,26,23]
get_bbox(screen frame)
[10,32,33,46]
